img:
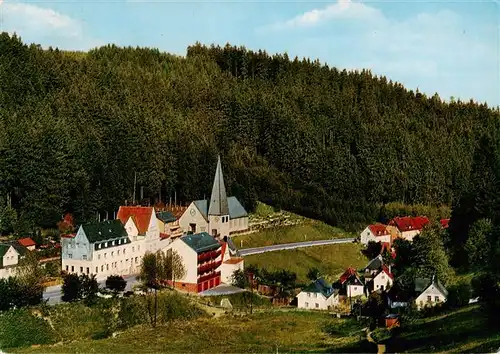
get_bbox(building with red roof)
[440,218,450,229]
[360,223,391,245]
[336,267,364,297]
[17,237,36,251]
[387,216,430,242]
[117,206,154,236]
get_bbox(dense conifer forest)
[0,33,499,234]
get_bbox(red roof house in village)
[387,216,430,242]
[17,237,36,251]
[360,223,391,245]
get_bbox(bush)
[446,281,472,309]
[118,296,150,329]
[0,309,57,349]
[106,275,127,293]
[157,292,205,323]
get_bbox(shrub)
[157,292,205,323]
[118,296,150,329]
[0,309,57,349]
[446,281,472,309]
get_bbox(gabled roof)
[156,211,177,224]
[302,278,338,298]
[117,206,153,235]
[368,224,390,236]
[380,265,394,280]
[339,267,362,284]
[0,244,11,258]
[193,197,248,221]
[81,220,128,243]
[415,277,448,296]
[18,237,36,248]
[389,216,430,232]
[365,255,384,271]
[9,242,27,256]
[209,155,229,216]
[181,232,221,253]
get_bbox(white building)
[179,156,249,238]
[415,276,448,309]
[360,224,391,245]
[61,206,170,280]
[366,266,394,293]
[297,278,340,310]
[0,244,20,279]
[337,267,365,298]
[387,216,430,242]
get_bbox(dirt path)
[366,329,387,354]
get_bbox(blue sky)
[2,0,499,106]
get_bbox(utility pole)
[133,172,137,205]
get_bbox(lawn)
[233,221,355,250]
[14,310,370,353]
[244,243,367,284]
[382,305,500,353]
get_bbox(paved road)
[239,238,356,256]
[43,274,140,305]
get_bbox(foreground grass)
[234,221,355,250]
[383,305,500,353]
[15,311,370,353]
[244,243,366,284]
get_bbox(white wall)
[360,227,390,245]
[297,291,338,310]
[162,238,197,284]
[372,271,393,292]
[401,230,421,242]
[415,284,447,309]
[347,283,365,297]
[2,246,19,267]
[229,217,249,234]
[179,202,209,234]
[220,260,244,284]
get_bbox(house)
[336,267,364,298]
[387,216,430,241]
[61,209,170,280]
[156,211,183,239]
[220,237,244,284]
[17,237,36,251]
[360,224,391,245]
[363,254,385,277]
[178,156,249,238]
[0,244,20,279]
[440,218,450,229]
[366,265,394,293]
[414,276,448,309]
[162,232,223,293]
[297,278,340,310]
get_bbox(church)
[178,156,249,239]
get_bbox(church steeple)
[208,155,229,216]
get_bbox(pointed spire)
[208,155,229,216]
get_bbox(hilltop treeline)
[0,33,498,233]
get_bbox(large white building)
[179,156,249,238]
[297,278,340,310]
[61,206,171,280]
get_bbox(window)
[435,296,440,302]
[98,243,102,249]
[118,239,121,245]
[381,275,385,280]
[132,246,135,252]
[427,296,432,302]
[82,255,87,260]
[315,303,319,308]
[105,253,107,258]
[307,293,311,297]
[354,287,358,291]
[68,253,73,259]
[98,254,101,260]
[111,251,114,257]
[138,245,140,251]
[101,265,104,272]
[112,241,115,246]
[105,242,108,247]
[126,258,129,263]
[135,257,138,264]
[95,267,98,273]
[314,293,318,298]
[80,267,83,273]
[117,250,120,255]
[76,243,80,247]
[66,265,69,271]
[86,267,89,274]
[106,264,109,271]
[305,302,309,307]
[71,266,74,272]
[123,249,126,254]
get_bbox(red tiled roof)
[440,218,450,229]
[389,216,429,232]
[224,257,244,265]
[368,224,390,236]
[219,242,228,262]
[61,233,76,239]
[159,233,169,240]
[18,237,36,247]
[381,265,394,279]
[339,267,358,284]
[117,206,153,235]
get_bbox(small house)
[360,224,391,245]
[17,237,36,251]
[337,267,364,297]
[366,265,394,293]
[387,216,429,242]
[297,278,340,310]
[414,276,448,309]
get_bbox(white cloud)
[1,1,103,50]
[260,0,386,32]
[259,2,498,106]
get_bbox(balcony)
[197,249,221,262]
[198,271,221,284]
[198,260,222,274]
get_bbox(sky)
[1,0,499,106]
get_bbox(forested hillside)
[0,33,498,233]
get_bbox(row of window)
[96,238,127,249]
[67,245,141,261]
[304,302,320,308]
[65,257,142,274]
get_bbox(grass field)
[234,221,355,250]
[14,311,371,353]
[383,305,500,353]
[244,243,366,284]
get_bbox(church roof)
[194,197,248,221]
[208,156,229,216]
